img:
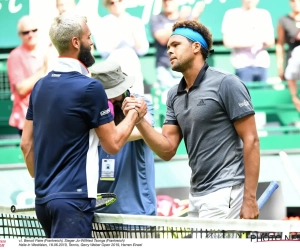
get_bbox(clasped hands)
[121,95,147,124]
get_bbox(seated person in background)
[150,0,205,88]
[276,0,300,81]
[90,60,157,217]
[221,0,274,82]
[284,45,300,112]
[7,15,49,136]
[93,0,149,95]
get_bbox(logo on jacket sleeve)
[100,108,110,116]
[238,100,250,107]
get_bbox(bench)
[246,82,300,126]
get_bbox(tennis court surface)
[1,210,300,239]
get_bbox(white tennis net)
[1,210,300,240]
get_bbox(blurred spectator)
[276,0,300,81]
[56,0,76,14]
[93,0,149,95]
[222,0,274,82]
[7,16,49,136]
[150,0,205,88]
[284,45,300,112]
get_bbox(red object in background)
[156,195,189,217]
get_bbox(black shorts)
[36,198,96,238]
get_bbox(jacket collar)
[53,57,89,75]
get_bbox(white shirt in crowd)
[222,8,274,69]
[93,12,149,95]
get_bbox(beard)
[113,100,125,125]
[78,43,95,68]
[171,51,194,72]
[172,59,192,72]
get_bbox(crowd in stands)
[6,0,300,135]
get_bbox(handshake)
[108,94,147,125]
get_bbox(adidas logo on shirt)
[197,99,206,106]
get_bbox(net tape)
[1,212,300,239]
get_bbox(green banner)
[0,0,291,49]
[0,0,30,48]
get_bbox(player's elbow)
[20,139,33,155]
[157,150,176,161]
[245,134,260,149]
[102,144,120,155]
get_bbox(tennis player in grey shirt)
[122,20,260,220]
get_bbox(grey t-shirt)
[164,64,255,196]
[150,13,178,68]
[278,15,300,63]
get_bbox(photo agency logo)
[250,232,300,242]
[0,239,6,247]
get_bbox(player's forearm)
[136,119,175,161]
[243,137,260,200]
[21,142,35,178]
[127,127,143,142]
[111,110,139,153]
[15,68,44,97]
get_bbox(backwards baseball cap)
[90,60,135,99]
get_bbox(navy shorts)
[35,198,96,238]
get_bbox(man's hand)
[122,95,147,123]
[240,198,259,219]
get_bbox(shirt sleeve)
[26,92,34,120]
[261,10,274,41]
[218,75,255,122]
[150,14,164,35]
[81,80,113,129]
[285,46,300,80]
[163,88,178,125]
[278,16,286,28]
[221,10,233,35]
[7,50,25,88]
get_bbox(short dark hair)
[172,20,213,59]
